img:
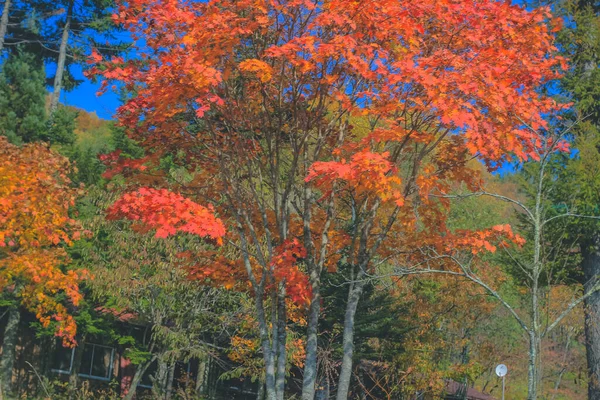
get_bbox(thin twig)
[25,361,51,398]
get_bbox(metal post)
[495,363,508,399]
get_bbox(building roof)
[444,380,496,400]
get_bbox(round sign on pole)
[495,364,508,377]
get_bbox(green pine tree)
[0,50,78,145]
[47,106,78,146]
[546,1,600,396]
[0,51,47,144]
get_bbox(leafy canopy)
[0,136,86,345]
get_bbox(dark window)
[78,343,115,381]
[173,361,192,389]
[52,342,115,381]
[51,345,74,374]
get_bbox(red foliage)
[99,150,150,179]
[106,188,226,243]
[270,239,311,305]
[306,150,404,206]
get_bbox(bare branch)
[543,213,600,227]
[545,280,600,335]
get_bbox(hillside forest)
[1,0,600,399]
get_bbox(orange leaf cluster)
[0,137,85,346]
[448,224,526,255]
[306,151,404,206]
[106,188,226,242]
[239,59,274,83]
[183,251,246,291]
[99,150,149,179]
[96,0,563,162]
[270,239,311,306]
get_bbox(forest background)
[1,0,600,399]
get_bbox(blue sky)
[49,63,120,120]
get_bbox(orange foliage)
[106,187,226,242]
[88,0,567,381]
[270,239,311,305]
[307,150,404,207]
[0,137,86,346]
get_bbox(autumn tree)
[90,1,564,399]
[72,186,237,399]
[0,137,86,396]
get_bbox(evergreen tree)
[0,50,79,145]
[0,51,47,144]
[551,0,600,396]
[110,125,144,159]
[27,0,127,113]
[70,146,106,185]
[1,0,128,113]
[47,106,78,146]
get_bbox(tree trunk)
[275,286,287,400]
[301,271,321,400]
[154,358,169,397]
[165,362,175,400]
[583,235,600,400]
[336,279,365,400]
[50,0,73,114]
[527,331,541,400]
[239,220,277,400]
[195,354,208,396]
[528,191,543,400]
[255,292,277,400]
[0,308,20,397]
[0,0,10,53]
[123,358,154,400]
[68,336,87,397]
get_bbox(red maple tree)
[90,0,564,398]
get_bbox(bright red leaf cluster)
[99,150,149,179]
[106,188,226,243]
[270,239,311,305]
